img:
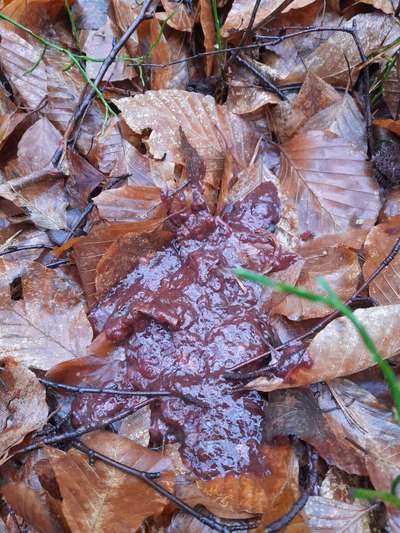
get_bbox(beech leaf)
[46,430,175,533]
[0,264,93,370]
[247,305,400,391]
[0,357,48,464]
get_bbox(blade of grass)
[352,487,400,507]
[233,267,400,422]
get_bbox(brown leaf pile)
[0,0,399,531]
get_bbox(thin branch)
[225,236,400,378]
[0,244,53,257]
[73,440,258,533]
[235,54,286,99]
[13,398,154,456]
[40,378,205,406]
[52,0,157,166]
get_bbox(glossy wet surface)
[72,182,298,479]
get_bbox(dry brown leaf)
[359,0,395,13]
[72,0,109,30]
[114,90,259,210]
[275,130,380,250]
[383,56,400,119]
[1,482,61,533]
[363,217,400,305]
[66,150,104,208]
[46,430,175,533]
[0,357,48,464]
[0,88,25,151]
[17,117,61,174]
[221,0,315,36]
[88,117,125,175]
[300,93,366,150]
[366,456,400,529]
[0,228,51,288]
[247,305,400,392]
[111,0,140,56]
[0,264,93,370]
[159,0,195,32]
[1,0,64,32]
[380,189,400,221]
[178,441,299,520]
[374,118,400,136]
[304,496,372,532]
[272,72,341,141]
[272,243,360,320]
[94,185,163,222]
[199,0,215,77]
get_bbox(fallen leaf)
[304,496,372,531]
[275,130,380,250]
[1,0,65,33]
[178,442,299,520]
[1,482,61,533]
[66,150,104,208]
[114,90,259,210]
[93,184,163,222]
[111,0,140,56]
[383,56,400,119]
[159,0,195,32]
[374,118,400,136]
[17,117,61,174]
[0,227,51,288]
[0,357,48,464]
[300,93,366,149]
[359,0,395,13]
[72,0,109,30]
[380,189,400,222]
[222,0,316,37]
[81,17,135,81]
[272,243,360,320]
[88,117,125,175]
[46,430,175,533]
[0,91,25,152]
[363,217,400,305]
[199,0,215,77]
[0,263,93,370]
[246,305,400,391]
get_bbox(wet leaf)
[199,0,215,77]
[0,227,51,288]
[272,242,360,320]
[363,217,400,305]
[0,357,48,464]
[114,90,259,210]
[0,264,93,370]
[380,190,400,222]
[66,150,104,208]
[275,130,380,250]
[2,482,61,533]
[159,0,195,32]
[247,305,400,391]
[46,430,175,532]
[222,0,315,37]
[72,0,109,30]
[111,0,140,56]
[374,118,400,137]
[304,496,372,531]
[359,0,395,13]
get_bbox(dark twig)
[52,0,157,166]
[39,378,205,406]
[235,55,287,100]
[73,440,257,533]
[265,445,318,532]
[225,236,400,379]
[0,244,53,257]
[13,399,154,456]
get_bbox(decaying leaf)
[383,56,400,119]
[272,242,360,320]
[66,150,104,208]
[380,189,400,221]
[199,0,215,77]
[0,357,48,464]
[374,118,400,137]
[159,0,195,32]
[46,430,175,532]
[222,0,316,36]
[114,90,259,210]
[247,305,400,391]
[1,482,61,533]
[0,264,93,370]
[276,130,380,250]
[0,227,51,288]
[363,216,400,305]
[305,496,372,532]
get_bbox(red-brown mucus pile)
[65,181,299,479]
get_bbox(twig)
[73,440,257,533]
[235,54,286,100]
[13,398,154,456]
[52,0,157,166]
[40,378,205,406]
[225,236,400,378]
[0,243,53,257]
[265,445,318,532]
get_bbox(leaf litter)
[0,0,400,531]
